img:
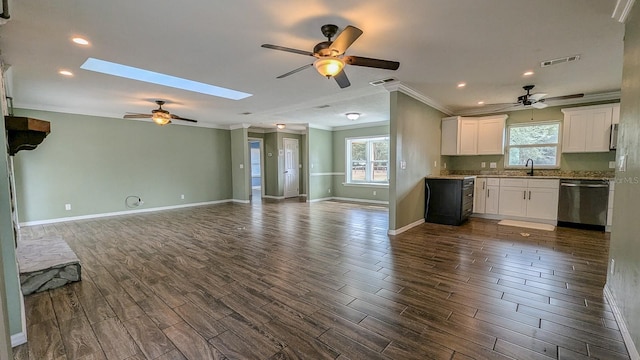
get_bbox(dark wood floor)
[12,200,631,360]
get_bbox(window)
[346,136,389,184]
[505,121,561,168]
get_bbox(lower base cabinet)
[498,179,559,221]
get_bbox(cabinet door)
[473,178,486,213]
[498,186,527,217]
[612,104,620,125]
[485,185,500,214]
[585,108,613,152]
[459,119,478,155]
[562,112,588,152]
[526,187,559,220]
[441,118,459,155]
[477,118,505,155]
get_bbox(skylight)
[80,58,252,100]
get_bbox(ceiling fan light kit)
[276,123,286,129]
[314,57,345,78]
[152,112,171,126]
[123,100,198,126]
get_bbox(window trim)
[345,135,390,185]
[504,120,562,169]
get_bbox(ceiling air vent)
[315,104,331,109]
[369,78,396,86]
[541,55,580,68]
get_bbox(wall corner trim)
[11,331,26,347]
[604,284,640,360]
[387,218,425,235]
[382,81,454,116]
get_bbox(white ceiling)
[0,0,625,130]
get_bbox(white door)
[283,138,299,198]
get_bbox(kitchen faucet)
[525,158,534,176]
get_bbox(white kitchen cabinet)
[612,103,620,125]
[607,180,615,229]
[485,180,500,215]
[441,115,507,156]
[477,118,506,155]
[562,104,614,153]
[498,178,559,220]
[459,119,479,155]
[474,178,486,213]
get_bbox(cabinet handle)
[523,191,526,199]
[487,189,490,198]
[483,182,485,190]
[528,191,531,200]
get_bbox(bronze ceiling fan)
[123,100,198,126]
[262,24,400,89]
[488,85,584,110]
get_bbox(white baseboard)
[19,199,235,226]
[331,197,389,205]
[11,331,26,347]
[605,284,640,360]
[231,199,250,204]
[262,195,285,200]
[307,196,389,205]
[388,218,425,235]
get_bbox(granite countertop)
[440,170,614,181]
[425,175,476,180]
[474,175,613,180]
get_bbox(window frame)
[504,120,562,169]
[345,135,390,185]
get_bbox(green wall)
[13,109,233,223]
[608,5,640,355]
[332,124,390,202]
[444,103,618,172]
[0,112,21,340]
[308,127,333,200]
[230,127,249,201]
[389,91,445,230]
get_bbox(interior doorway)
[248,139,264,202]
[283,137,299,198]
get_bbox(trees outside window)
[505,122,561,168]
[346,136,389,183]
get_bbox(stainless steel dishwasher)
[557,179,609,230]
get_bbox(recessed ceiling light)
[59,70,74,77]
[477,101,485,105]
[457,82,466,88]
[72,37,90,46]
[276,124,286,129]
[80,58,252,100]
[523,71,534,76]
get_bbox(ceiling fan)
[491,85,584,110]
[123,100,198,126]
[261,24,400,89]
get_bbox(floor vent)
[369,78,396,86]
[541,55,580,67]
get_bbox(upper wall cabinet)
[561,103,619,153]
[441,115,508,156]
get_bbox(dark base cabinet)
[425,178,474,226]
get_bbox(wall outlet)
[400,160,407,170]
[481,162,486,168]
[373,190,377,196]
[239,164,244,169]
[489,162,497,169]
[65,204,71,211]
[328,188,331,193]
[609,161,616,169]
[443,162,447,169]
[181,194,185,200]
[433,161,437,168]
[611,259,615,275]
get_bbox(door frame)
[248,138,265,201]
[283,137,299,198]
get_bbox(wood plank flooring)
[12,200,631,359]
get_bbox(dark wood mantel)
[4,116,51,155]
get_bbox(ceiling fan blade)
[276,63,313,79]
[543,93,585,101]
[334,70,351,89]
[330,25,363,55]
[529,93,547,102]
[170,114,198,123]
[343,56,400,70]
[123,114,152,119]
[261,44,314,57]
[531,102,548,109]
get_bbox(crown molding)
[383,81,454,116]
[228,123,251,130]
[332,120,390,131]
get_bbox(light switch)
[239,164,244,169]
[609,161,616,169]
[481,162,486,168]
[400,160,407,170]
[489,162,497,169]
